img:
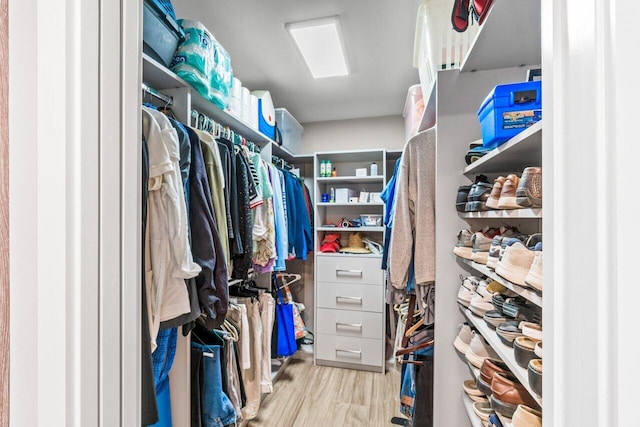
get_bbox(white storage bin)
[275,108,303,154]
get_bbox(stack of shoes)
[463,379,489,403]
[466,333,499,369]
[453,229,474,258]
[490,372,541,419]
[456,174,491,212]
[485,166,543,211]
[456,227,502,260]
[466,179,494,212]
[512,404,542,427]
[495,320,524,347]
[514,336,540,369]
[472,401,495,427]
[471,226,519,265]
[457,276,483,308]
[477,358,509,396]
[453,323,474,355]
[469,279,495,317]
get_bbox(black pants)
[412,355,434,427]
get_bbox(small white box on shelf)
[349,197,359,203]
[355,168,367,177]
[335,188,358,203]
[359,192,370,203]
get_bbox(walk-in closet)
[6,0,639,427]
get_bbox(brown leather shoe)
[477,358,509,396]
[516,167,542,208]
[497,174,522,209]
[486,176,505,209]
[490,372,540,418]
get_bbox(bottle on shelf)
[320,160,327,177]
[371,161,378,176]
[331,167,337,177]
[326,159,332,176]
[330,187,335,203]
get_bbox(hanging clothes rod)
[142,83,173,106]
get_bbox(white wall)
[300,115,406,154]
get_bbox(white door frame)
[8,0,140,425]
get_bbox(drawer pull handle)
[335,296,363,303]
[336,269,363,277]
[335,348,362,356]
[336,322,362,329]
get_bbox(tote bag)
[274,278,297,357]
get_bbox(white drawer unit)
[315,281,384,312]
[316,255,384,286]
[315,334,384,369]
[313,150,389,373]
[316,308,383,339]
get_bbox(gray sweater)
[389,128,436,289]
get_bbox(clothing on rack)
[388,128,436,316]
[282,169,313,261]
[142,106,202,351]
[185,126,229,329]
[232,146,254,279]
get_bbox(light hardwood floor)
[241,354,406,427]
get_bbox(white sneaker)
[466,333,499,369]
[469,284,496,317]
[457,276,482,307]
[453,323,474,355]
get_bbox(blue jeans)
[150,327,178,427]
[191,343,236,427]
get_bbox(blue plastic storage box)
[143,0,184,67]
[477,80,542,149]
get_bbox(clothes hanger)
[275,273,302,288]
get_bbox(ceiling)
[171,0,423,124]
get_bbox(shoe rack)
[427,1,542,426]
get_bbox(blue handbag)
[274,276,297,357]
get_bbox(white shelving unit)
[459,0,541,73]
[463,121,543,175]
[464,308,543,407]
[313,150,388,373]
[458,208,542,219]
[431,1,542,425]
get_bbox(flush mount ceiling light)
[285,16,349,79]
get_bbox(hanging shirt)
[246,150,275,269]
[232,146,254,279]
[282,169,312,261]
[196,129,230,265]
[185,126,229,328]
[142,107,201,351]
[381,157,402,270]
[267,163,288,271]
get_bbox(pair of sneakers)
[453,226,505,261]
[457,174,493,212]
[486,167,542,210]
[495,234,543,290]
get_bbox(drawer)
[316,282,384,312]
[316,308,383,339]
[316,256,384,285]
[316,334,383,367]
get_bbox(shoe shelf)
[461,259,543,308]
[461,393,484,427]
[458,207,542,219]
[316,226,385,232]
[459,0,541,73]
[463,121,543,176]
[463,308,543,408]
